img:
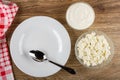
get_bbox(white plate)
[10,16,71,77]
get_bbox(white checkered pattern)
[0,0,18,80]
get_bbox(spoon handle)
[49,60,76,74]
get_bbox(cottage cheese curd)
[76,32,111,67]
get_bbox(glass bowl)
[75,30,114,68]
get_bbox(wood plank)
[6,0,120,80]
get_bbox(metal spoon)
[29,50,76,74]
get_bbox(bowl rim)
[65,2,95,30]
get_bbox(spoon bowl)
[29,50,47,62]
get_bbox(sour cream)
[66,2,95,30]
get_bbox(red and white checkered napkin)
[0,0,18,80]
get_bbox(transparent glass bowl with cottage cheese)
[75,30,114,68]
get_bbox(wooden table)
[7,0,120,80]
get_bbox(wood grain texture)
[6,0,120,80]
